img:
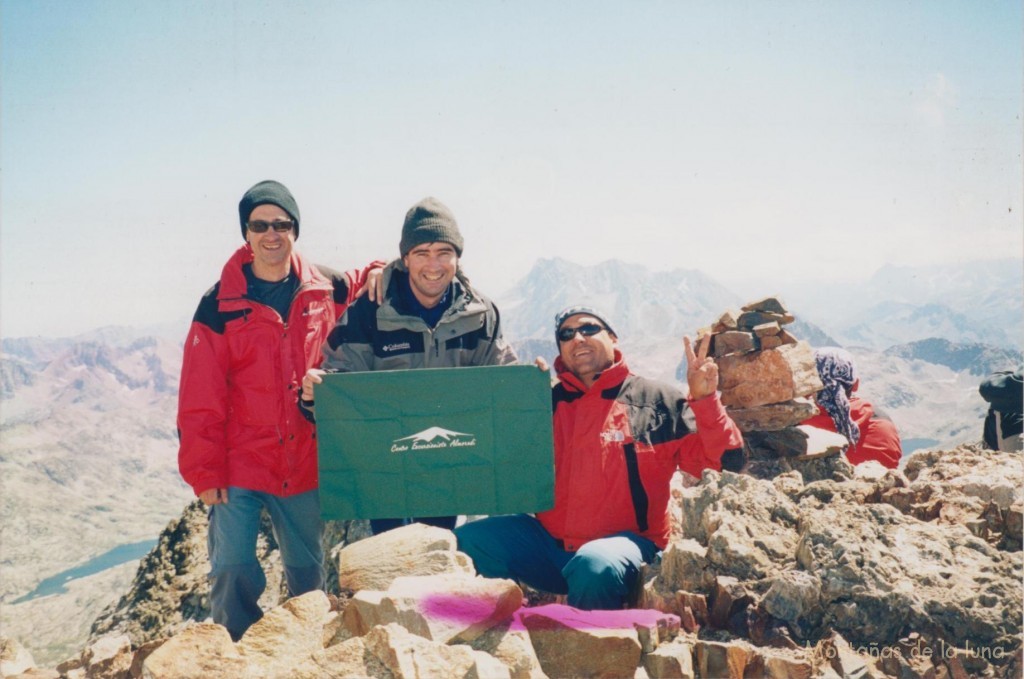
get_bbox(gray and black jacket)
[301,260,517,424]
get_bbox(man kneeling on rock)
[455,305,744,610]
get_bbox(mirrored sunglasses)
[557,323,606,343]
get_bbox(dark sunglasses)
[247,220,295,234]
[557,323,606,343]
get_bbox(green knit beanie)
[239,180,301,239]
[399,197,464,256]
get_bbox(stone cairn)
[701,296,850,480]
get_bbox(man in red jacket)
[455,306,744,610]
[177,180,379,640]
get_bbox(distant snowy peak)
[884,338,1022,377]
[838,301,1016,351]
[498,257,741,341]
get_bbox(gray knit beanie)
[399,197,463,256]
[239,180,301,239]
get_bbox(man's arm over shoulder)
[317,260,387,311]
[321,294,378,373]
[177,288,231,497]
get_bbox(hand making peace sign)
[684,334,718,401]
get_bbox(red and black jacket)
[537,351,744,550]
[177,244,375,498]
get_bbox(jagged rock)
[725,398,819,433]
[712,331,756,357]
[518,604,677,679]
[712,309,741,332]
[337,523,474,593]
[362,623,511,679]
[879,445,1024,552]
[708,576,754,630]
[140,623,248,677]
[343,574,523,644]
[761,571,823,638]
[737,310,795,329]
[742,297,788,314]
[80,634,132,679]
[815,632,872,679]
[1,637,36,677]
[694,639,756,678]
[778,329,799,345]
[127,639,164,679]
[643,638,694,678]
[795,497,1022,652]
[237,591,332,677]
[466,621,546,679]
[745,425,848,460]
[904,446,1022,510]
[760,649,816,679]
[657,539,709,593]
[676,472,800,581]
[717,342,823,408]
[754,321,782,337]
[760,334,784,349]
[310,635,392,678]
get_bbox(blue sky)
[2,0,1021,338]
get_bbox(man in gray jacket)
[301,197,517,532]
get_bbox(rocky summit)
[1,443,1020,679]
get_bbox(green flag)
[316,365,554,520]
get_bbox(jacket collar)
[554,349,629,394]
[216,244,327,301]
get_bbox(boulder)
[343,574,523,644]
[140,623,248,678]
[362,623,511,679]
[712,331,756,358]
[642,638,695,679]
[717,342,823,408]
[694,639,756,679]
[517,604,678,679]
[80,634,132,679]
[741,297,789,314]
[795,498,1021,651]
[237,591,332,678]
[725,398,819,433]
[745,426,848,460]
[337,523,473,593]
[466,621,546,679]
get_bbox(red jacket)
[537,352,744,550]
[802,398,902,469]
[177,245,373,497]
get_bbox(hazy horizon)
[2,1,1021,338]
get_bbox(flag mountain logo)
[390,426,478,453]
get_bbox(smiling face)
[402,242,458,308]
[557,313,617,387]
[245,203,295,281]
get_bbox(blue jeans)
[454,514,659,610]
[207,487,324,640]
[370,515,458,535]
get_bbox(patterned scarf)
[814,347,860,445]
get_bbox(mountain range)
[0,255,1020,665]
